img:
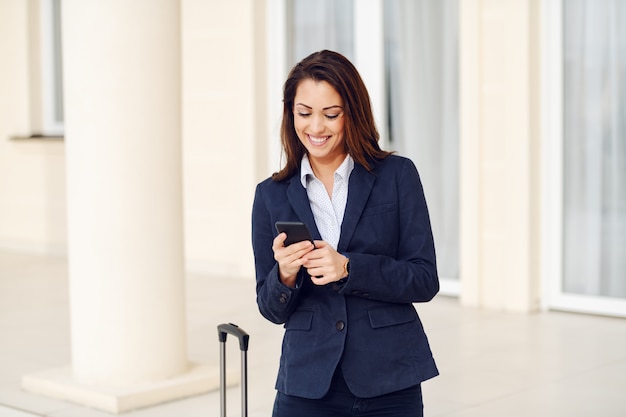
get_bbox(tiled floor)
[1,250,625,416]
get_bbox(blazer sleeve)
[251,182,304,324]
[339,158,439,304]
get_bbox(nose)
[310,114,325,133]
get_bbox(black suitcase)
[217,323,250,417]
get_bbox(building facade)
[1,0,624,412]
[2,0,625,316]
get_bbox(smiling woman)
[293,79,346,181]
[273,50,390,182]
[252,50,439,417]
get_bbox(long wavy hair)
[272,50,391,181]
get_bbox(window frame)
[39,0,64,137]
[542,0,626,317]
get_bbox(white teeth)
[309,135,329,144]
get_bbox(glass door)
[383,0,460,293]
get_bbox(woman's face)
[293,79,346,169]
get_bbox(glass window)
[384,0,460,281]
[40,0,64,136]
[287,0,353,66]
[562,0,626,298]
[286,0,460,286]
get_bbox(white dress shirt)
[300,154,354,249]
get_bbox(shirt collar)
[300,154,354,188]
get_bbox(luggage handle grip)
[217,323,249,352]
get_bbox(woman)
[252,50,439,417]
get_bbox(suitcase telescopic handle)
[218,323,249,417]
[218,323,250,351]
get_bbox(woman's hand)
[302,240,349,285]
[272,233,314,287]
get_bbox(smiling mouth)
[308,134,330,145]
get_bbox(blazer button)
[279,293,288,303]
[335,321,345,331]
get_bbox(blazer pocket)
[368,304,417,329]
[284,309,314,331]
[361,202,395,217]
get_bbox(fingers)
[272,234,313,256]
[272,233,314,281]
[272,232,287,251]
[274,237,314,259]
[271,236,344,286]
[312,240,327,249]
[303,244,345,285]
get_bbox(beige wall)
[181,0,267,278]
[0,0,67,254]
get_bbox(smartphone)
[275,221,314,246]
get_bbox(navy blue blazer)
[252,155,439,399]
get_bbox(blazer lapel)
[338,163,375,252]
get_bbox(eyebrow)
[295,103,343,111]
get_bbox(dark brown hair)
[272,50,391,181]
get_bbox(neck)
[308,153,347,180]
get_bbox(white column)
[459,0,542,312]
[64,0,186,385]
[22,0,219,412]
